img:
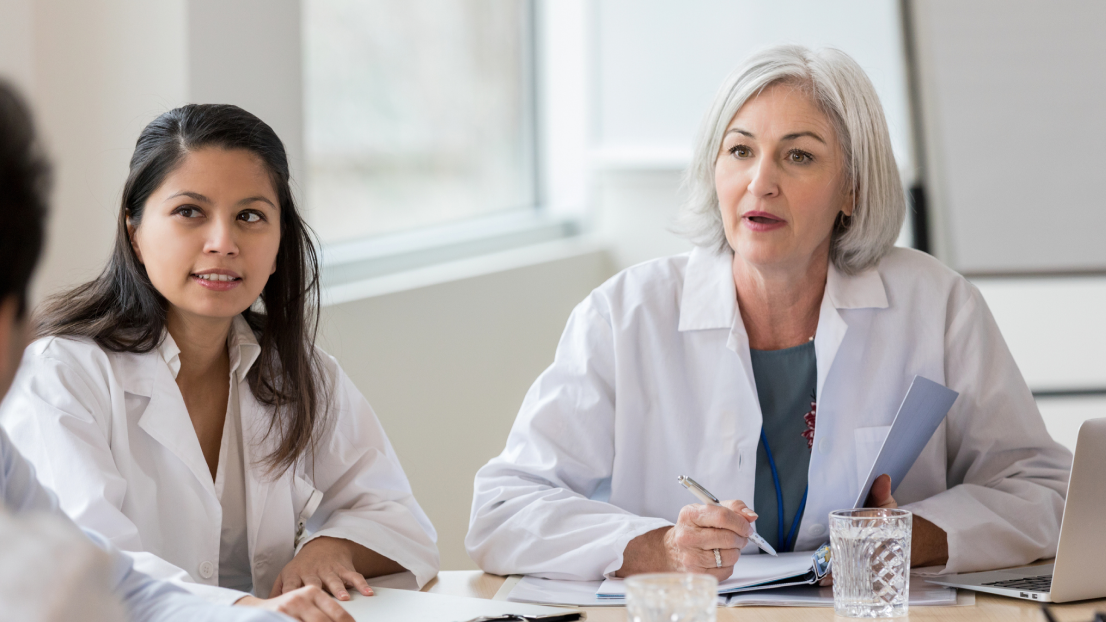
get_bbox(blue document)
[852,375,959,508]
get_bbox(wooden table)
[422,570,1106,621]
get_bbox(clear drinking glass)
[829,508,912,618]
[625,573,717,622]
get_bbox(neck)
[165,308,233,380]
[733,248,829,351]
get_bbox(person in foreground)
[0,103,439,620]
[466,45,1072,582]
[0,81,289,621]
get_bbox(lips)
[741,211,787,232]
[191,269,242,291]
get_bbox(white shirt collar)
[157,315,263,384]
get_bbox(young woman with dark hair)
[0,104,439,621]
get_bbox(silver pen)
[677,475,778,557]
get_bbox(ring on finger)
[714,548,722,568]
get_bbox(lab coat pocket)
[854,426,891,491]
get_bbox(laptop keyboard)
[982,575,1053,592]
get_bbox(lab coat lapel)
[679,247,765,447]
[814,262,889,400]
[134,352,218,498]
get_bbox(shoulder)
[873,247,985,323]
[585,252,692,320]
[22,335,115,375]
[19,335,153,396]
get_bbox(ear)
[126,213,144,264]
[841,183,856,218]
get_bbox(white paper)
[339,586,573,621]
[597,551,817,598]
[853,375,959,507]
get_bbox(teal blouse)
[750,341,817,552]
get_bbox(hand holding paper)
[853,376,958,508]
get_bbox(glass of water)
[830,508,912,618]
[625,573,717,622]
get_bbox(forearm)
[615,527,674,577]
[345,538,405,578]
[912,515,949,567]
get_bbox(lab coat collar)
[155,315,262,387]
[678,246,738,332]
[677,245,888,332]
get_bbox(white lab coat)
[0,316,439,604]
[466,246,1072,580]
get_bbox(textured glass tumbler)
[625,573,717,622]
[830,508,912,618]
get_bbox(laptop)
[926,417,1106,603]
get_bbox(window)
[303,0,536,245]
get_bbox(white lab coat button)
[818,438,831,454]
[808,523,826,536]
[199,561,215,579]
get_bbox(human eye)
[728,144,753,158]
[172,205,203,218]
[238,210,265,224]
[787,149,815,164]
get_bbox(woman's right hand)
[617,499,757,580]
[236,586,354,622]
[663,499,757,580]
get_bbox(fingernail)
[339,592,349,600]
[742,509,757,517]
[365,588,375,596]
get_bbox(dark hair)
[37,104,324,473]
[0,81,49,317]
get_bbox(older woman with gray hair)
[466,45,1071,581]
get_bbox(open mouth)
[192,273,241,282]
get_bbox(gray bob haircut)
[676,44,905,275]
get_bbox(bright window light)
[303,0,536,244]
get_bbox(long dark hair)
[36,104,325,474]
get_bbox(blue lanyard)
[760,428,808,552]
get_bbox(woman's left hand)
[865,473,950,567]
[270,536,374,601]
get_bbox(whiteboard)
[911,0,1106,274]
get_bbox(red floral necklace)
[801,393,817,450]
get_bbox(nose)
[204,218,239,256]
[747,157,780,198]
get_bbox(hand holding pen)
[639,475,770,581]
[678,476,778,557]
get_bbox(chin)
[732,240,791,268]
[183,300,253,321]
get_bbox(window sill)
[319,211,599,305]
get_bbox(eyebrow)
[166,191,211,203]
[165,191,276,208]
[725,128,827,144]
